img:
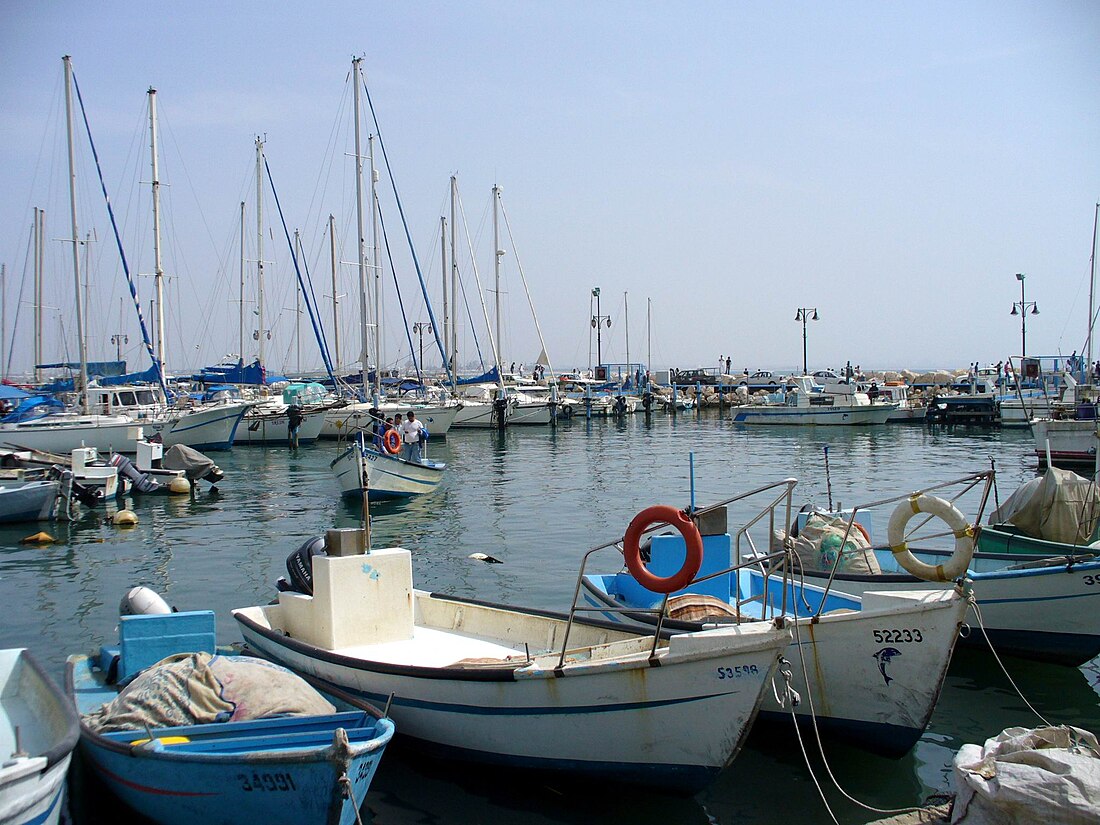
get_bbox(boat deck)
[334,625,527,667]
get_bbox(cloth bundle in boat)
[793,513,880,575]
[162,444,217,481]
[987,468,1100,546]
[952,725,1100,824]
[83,652,335,733]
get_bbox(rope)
[338,773,364,825]
[788,591,922,817]
[775,656,839,825]
[377,203,421,389]
[968,595,1053,727]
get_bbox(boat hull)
[0,649,79,825]
[330,444,444,500]
[797,547,1100,666]
[1031,417,1098,466]
[0,481,60,523]
[581,571,965,757]
[66,652,392,825]
[451,401,509,428]
[731,405,894,425]
[234,587,791,795]
[235,408,326,445]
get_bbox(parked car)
[673,368,718,385]
[739,370,781,386]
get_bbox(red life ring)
[623,505,704,594]
[383,429,401,455]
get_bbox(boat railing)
[811,469,996,617]
[558,477,799,668]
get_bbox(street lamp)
[1009,273,1038,357]
[413,322,433,371]
[794,307,818,375]
[110,333,129,362]
[590,287,611,369]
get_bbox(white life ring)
[887,494,975,582]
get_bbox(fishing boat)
[233,523,793,794]
[0,648,80,825]
[66,607,394,825]
[330,433,444,500]
[0,481,60,523]
[787,473,1100,666]
[731,376,896,425]
[580,480,969,757]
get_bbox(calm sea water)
[2,412,1097,824]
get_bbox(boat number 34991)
[238,772,297,792]
[716,664,760,679]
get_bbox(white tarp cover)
[952,725,1100,824]
[987,468,1100,545]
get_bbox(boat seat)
[114,611,217,683]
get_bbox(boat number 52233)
[717,664,760,679]
[872,629,923,643]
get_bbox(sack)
[793,512,880,574]
[952,726,1100,824]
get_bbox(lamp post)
[590,287,611,369]
[413,322,433,372]
[1009,273,1038,357]
[794,307,818,375]
[110,332,128,362]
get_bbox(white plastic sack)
[952,725,1100,824]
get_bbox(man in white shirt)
[399,411,424,463]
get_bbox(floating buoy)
[168,477,191,494]
[469,552,503,564]
[113,510,139,526]
[21,531,55,544]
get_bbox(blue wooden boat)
[65,610,394,825]
[0,648,79,825]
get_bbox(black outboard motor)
[492,396,509,430]
[642,391,654,411]
[276,535,328,595]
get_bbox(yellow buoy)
[168,476,191,494]
[113,510,139,526]
[21,531,56,544]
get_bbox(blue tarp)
[193,359,283,386]
[456,367,500,386]
[0,395,65,424]
[37,360,127,377]
[0,385,31,401]
[39,364,162,394]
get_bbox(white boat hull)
[731,404,895,425]
[330,444,445,500]
[0,649,79,825]
[234,579,790,793]
[234,408,326,445]
[508,401,552,425]
[1030,417,1098,464]
[451,401,509,428]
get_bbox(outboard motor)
[277,535,328,595]
[109,453,162,494]
[642,391,654,410]
[120,585,175,616]
[613,396,627,415]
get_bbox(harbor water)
[2,412,1097,824]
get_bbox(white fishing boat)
[789,473,1100,666]
[580,481,968,757]
[731,376,896,425]
[233,530,792,794]
[330,435,445,500]
[0,648,80,825]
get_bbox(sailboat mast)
[238,201,245,366]
[647,297,652,374]
[1089,202,1099,377]
[62,56,89,413]
[624,290,630,377]
[449,175,458,387]
[369,133,381,398]
[351,58,370,397]
[329,213,341,374]
[493,184,502,369]
[255,136,266,370]
[34,208,43,384]
[441,216,448,372]
[294,229,302,373]
[148,87,166,372]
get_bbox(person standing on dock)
[725,356,731,374]
[400,411,425,464]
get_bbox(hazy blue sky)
[2,2,1098,378]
